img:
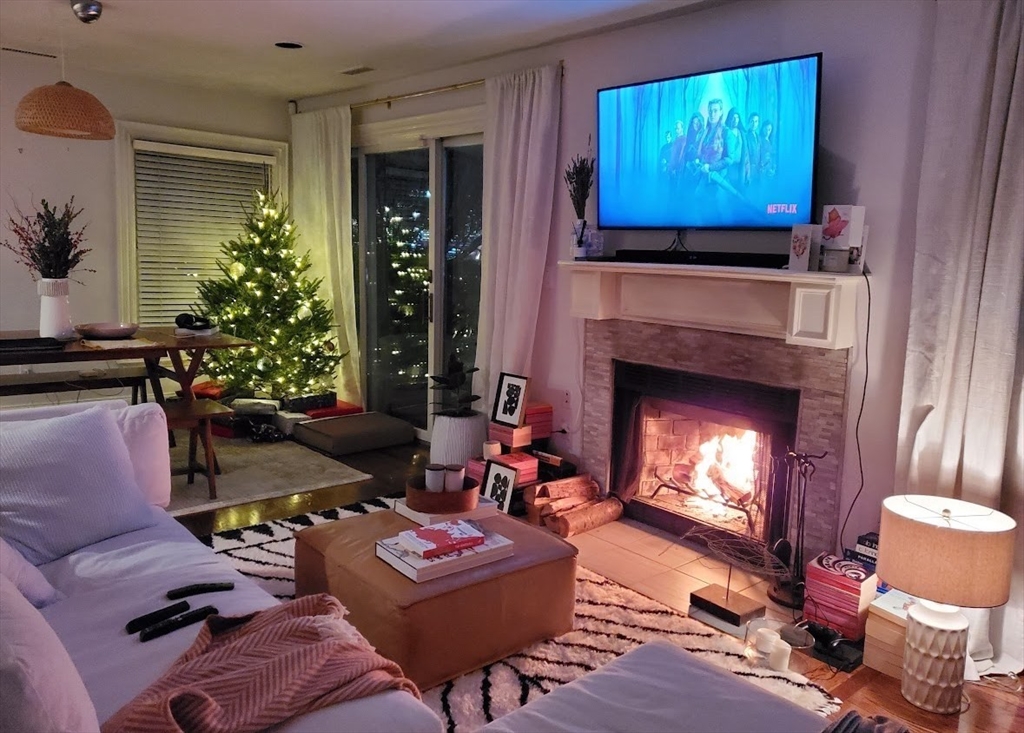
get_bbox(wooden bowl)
[406,475,480,514]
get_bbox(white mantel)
[559,261,865,350]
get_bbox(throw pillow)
[0,575,100,733]
[0,537,60,608]
[0,407,155,566]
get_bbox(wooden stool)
[161,399,234,499]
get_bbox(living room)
[1,1,1021,732]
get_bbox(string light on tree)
[196,189,345,398]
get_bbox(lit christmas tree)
[196,190,343,398]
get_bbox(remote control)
[125,601,189,634]
[139,605,217,642]
[166,582,235,600]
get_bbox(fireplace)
[611,361,799,550]
[581,318,850,564]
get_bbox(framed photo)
[491,372,530,428]
[481,460,517,513]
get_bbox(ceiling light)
[275,42,303,49]
[15,81,114,140]
[71,0,102,24]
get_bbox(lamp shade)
[877,494,1016,608]
[15,81,115,140]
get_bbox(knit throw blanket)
[102,594,420,733]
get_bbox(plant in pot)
[2,198,92,338]
[428,352,488,467]
[564,141,595,259]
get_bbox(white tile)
[566,532,618,569]
[677,556,762,591]
[588,519,655,548]
[576,544,670,588]
[632,569,709,614]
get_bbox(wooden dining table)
[0,327,252,404]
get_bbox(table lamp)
[876,494,1016,714]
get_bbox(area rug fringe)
[205,501,841,731]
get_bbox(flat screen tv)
[597,53,821,230]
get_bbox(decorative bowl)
[74,322,139,339]
[406,475,480,514]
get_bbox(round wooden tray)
[406,475,480,514]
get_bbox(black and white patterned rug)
[203,501,841,731]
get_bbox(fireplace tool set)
[767,449,825,610]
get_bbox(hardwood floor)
[173,442,1023,731]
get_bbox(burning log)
[707,464,753,505]
[547,497,624,538]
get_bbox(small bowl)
[74,322,139,339]
[406,475,480,514]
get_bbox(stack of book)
[863,586,915,678]
[803,553,877,641]
[392,495,499,526]
[843,531,878,572]
[488,422,533,448]
[524,402,554,440]
[467,452,539,487]
[376,519,514,582]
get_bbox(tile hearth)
[568,518,796,624]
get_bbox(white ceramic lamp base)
[902,600,969,714]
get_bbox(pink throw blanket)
[103,594,420,733]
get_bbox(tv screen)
[597,53,821,230]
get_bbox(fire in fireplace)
[611,361,799,551]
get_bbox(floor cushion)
[294,412,416,456]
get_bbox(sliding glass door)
[356,138,482,434]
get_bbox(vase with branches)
[564,140,595,253]
[2,198,92,338]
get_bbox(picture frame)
[481,460,517,513]
[490,372,530,428]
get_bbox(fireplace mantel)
[559,261,865,350]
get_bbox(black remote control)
[125,601,190,634]
[139,605,218,642]
[166,582,235,600]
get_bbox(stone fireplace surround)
[581,319,850,564]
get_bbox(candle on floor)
[769,640,792,672]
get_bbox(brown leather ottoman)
[294,510,577,690]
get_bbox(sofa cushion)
[0,401,171,508]
[0,575,100,733]
[0,407,155,565]
[0,537,59,608]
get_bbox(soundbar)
[613,250,789,268]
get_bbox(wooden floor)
[173,442,1023,732]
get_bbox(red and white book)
[397,520,485,559]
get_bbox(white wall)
[307,0,936,548]
[0,52,289,332]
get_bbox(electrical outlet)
[558,389,572,432]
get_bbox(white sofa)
[0,400,442,733]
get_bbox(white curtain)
[290,107,362,405]
[896,0,1023,667]
[475,65,562,408]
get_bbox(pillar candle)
[444,464,466,492]
[756,627,781,654]
[483,440,501,459]
[424,464,446,492]
[768,640,792,672]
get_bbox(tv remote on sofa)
[166,582,235,600]
[125,601,190,634]
[139,605,218,642]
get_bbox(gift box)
[304,400,363,419]
[281,391,337,413]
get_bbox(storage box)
[489,422,532,448]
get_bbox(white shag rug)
[205,501,841,731]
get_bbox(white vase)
[430,412,488,467]
[572,219,588,260]
[37,278,74,339]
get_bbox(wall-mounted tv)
[597,53,821,230]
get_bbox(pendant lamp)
[15,79,114,140]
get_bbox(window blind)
[134,149,272,326]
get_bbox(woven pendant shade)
[15,81,115,140]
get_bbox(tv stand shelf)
[558,260,866,350]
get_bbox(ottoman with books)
[294,510,577,690]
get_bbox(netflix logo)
[766,204,798,214]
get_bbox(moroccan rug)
[168,435,369,516]
[205,501,841,731]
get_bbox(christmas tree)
[196,190,343,399]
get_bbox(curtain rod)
[350,60,564,111]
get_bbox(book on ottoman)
[397,520,485,558]
[376,525,514,582]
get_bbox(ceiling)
[0,0,706,100]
